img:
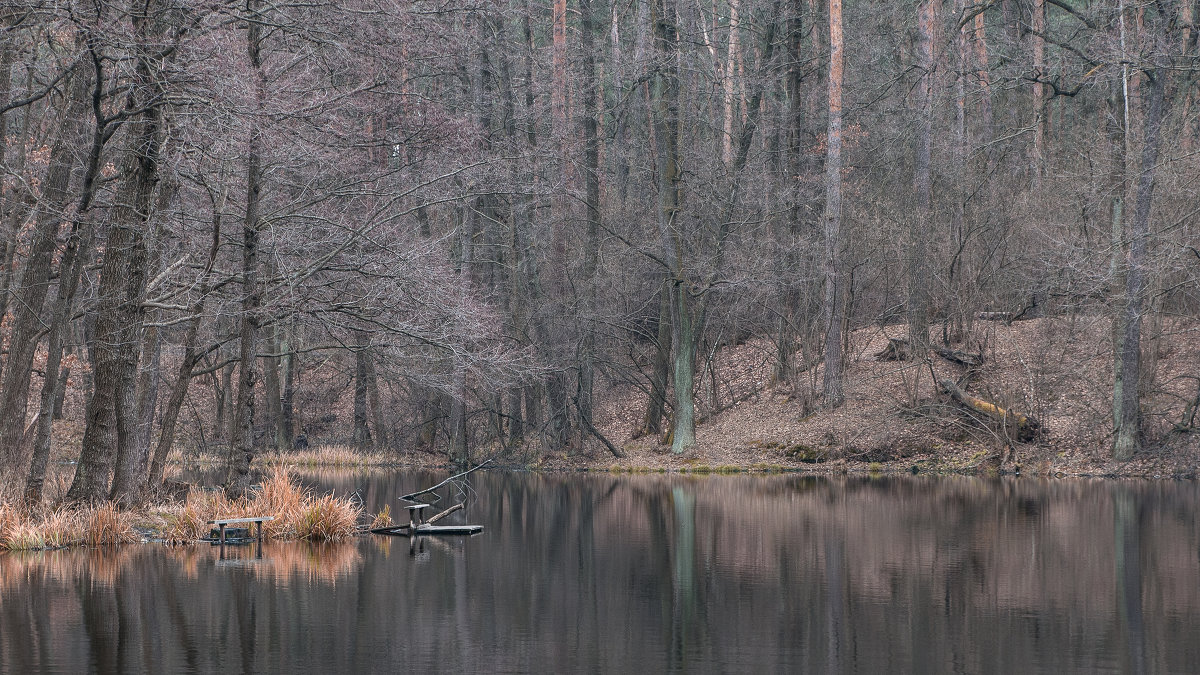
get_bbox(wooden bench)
[206,516,274,545]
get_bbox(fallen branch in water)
[400,458,493,503]
[427,503,464,525]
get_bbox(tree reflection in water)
[0,472,1198,673]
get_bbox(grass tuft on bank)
[168,443,401,469]
[1,469,362,551]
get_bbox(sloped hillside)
[577,316,1200,478]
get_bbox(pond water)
[1,472,1199,674]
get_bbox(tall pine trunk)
[821,0,846,405]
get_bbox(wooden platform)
[370,524,483,537]
[206,516,274,545]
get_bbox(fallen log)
[931,345,984,368]
[937,378,1039,442]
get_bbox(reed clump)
[161,468,361,543]
[294,494,360,540]
[3,521,46,551]
[370,504,393,529]
[0,502,139,551]
[170,444,397,469]
[83,503,140,546]
[1,470,360,550]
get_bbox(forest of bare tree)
[2,0,1199,504]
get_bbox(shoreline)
[165,439,1200,481]
[2,453,1194,554]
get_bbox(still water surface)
[1,472,1198,674]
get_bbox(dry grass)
[38,510,79,549]
[0,501,139,551]
[293,494,360,540]
[1,469,361,550]
[370,504,393,529]
[160,467,362,543]
[258,444,397,468]
[82,503,139,546]
[166,443,403,469]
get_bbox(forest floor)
[29,316,1200,484]
[535,315,1200,479]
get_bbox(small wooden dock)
[370,523,484,536]
[370,503,483,537]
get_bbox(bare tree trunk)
[1113,50,1166,460]
[0,64,89,467]
[261,319,283,451]
[228,194,260,495]
[907,0,936,356]
[71,204,149,503]
[523,383,542,438]
[131,321,162,475]
[721,0,741,168]
[450,202,475,463]
[640,277,672,437]
[146,197,222,490]
[546,372,572,450]
[578,0,614,455]
[217,362,233,440]
[774,0,806,387]
[669,283,696,453]
[1031,0,1045,179]
[821,0,845,406]
[106,165,164,501]
[69,6,165,504]
[366,348,388,449]
[495,26,526,450]
[0,40,14,355]
[115,176,175,501]
[0,48,31,356]
[25,222,92,505]
[353,330,373,449]
[506,387,524,446]
[946,0,969,342]
[973,9,993,147]
[648,0,693,453]
[281,321,298,447]
[226,0,266,497]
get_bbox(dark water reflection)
[2,473,1199,674]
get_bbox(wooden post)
[407,504,429,529]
